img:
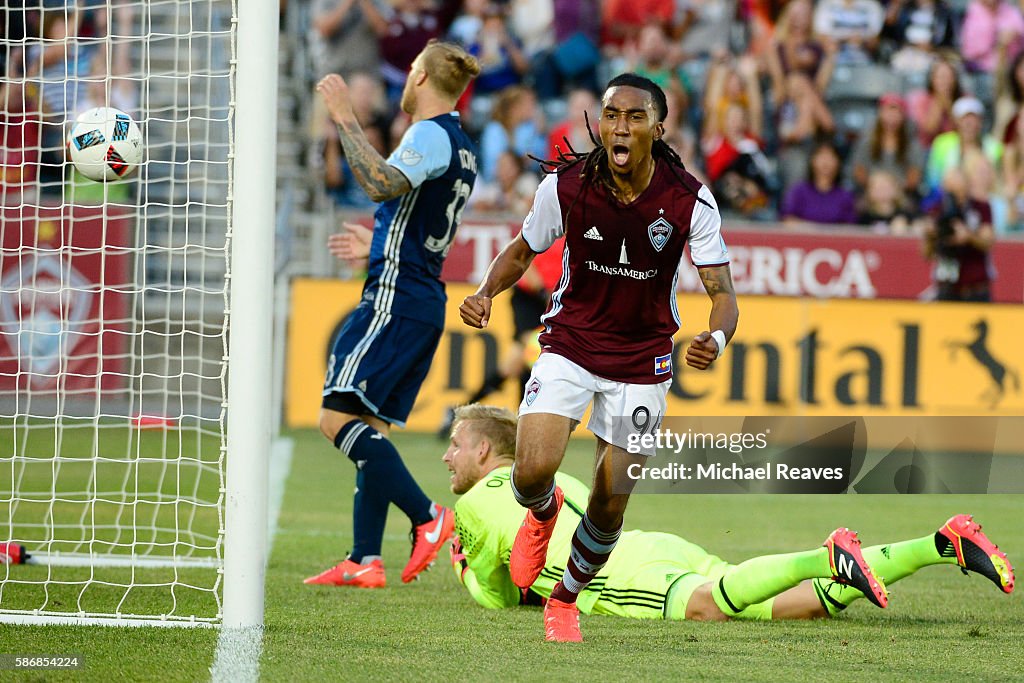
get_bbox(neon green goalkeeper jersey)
[453,466,592,611]
[452,466,731,619]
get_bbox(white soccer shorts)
[518,352,670,454]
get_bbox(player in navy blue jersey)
[305,41,480,589]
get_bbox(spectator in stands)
[1000,109,1024,230]
[851,94,924,202]
[994,49,1024,144]
[906,57,963,147]
[775,71,835,190]
[885,0,957,64]
[662,89,706,184]
[601,0,676,52]
[467,149,540,214]
[449,0,486,45]
[739,0,785,60]
[311,0,380,78]
[675,0,735,59]
[702,51,763,142]
[359,0,461,110]
[322,73,390,209]
[508,0,555,60]
[857,170,919,233]
[24,7,93,195]
[546,88,597,159]
[887,0,957,77]
[467,4,529,95]
[627,25,692,118]
[813,0,886,65]
[529,0,601,99]
[923,165,995,301]
[25,7,91,121]
[479,85,546,182]
[889,24,937,77]
[767,0,835,100]
[781,140,858,225]
[961,0,1024,75]
[965,148,1010,232]
[703,104,774,218]
[68,0,140,206]
[925,96,1003,192]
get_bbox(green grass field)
[2,427,1022,681]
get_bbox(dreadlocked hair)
[530,73,712,220]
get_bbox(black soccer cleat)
[936,514,1014,594]
[824,527,888,608]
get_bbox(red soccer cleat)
[402,504,455,583]
[304,558,385,588]
[544,595,583,643]
[0,542,27,565]
[824,527,888,608]
[510,487,563,589]
[937,514,1015,594]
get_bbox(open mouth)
[611,143,630,167]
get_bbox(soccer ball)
[67,107,143,182]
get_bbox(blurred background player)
[305,41,480,589]
[460,74,739,641]
[443,405,1015,620]
[437,234,565,437]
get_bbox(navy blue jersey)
[362,112,478,327]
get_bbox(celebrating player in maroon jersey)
[459,73,740,642]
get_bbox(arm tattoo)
[699,265,735,298]
[336,120,411,202]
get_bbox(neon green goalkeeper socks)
[712,547,831,616]
[812,535,952,615]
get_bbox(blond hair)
[453,404,516,458]
[419,40,481,101]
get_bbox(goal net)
[1,0,235,627]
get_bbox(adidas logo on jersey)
[584,226,603,241]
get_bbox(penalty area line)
[209,437,294,683]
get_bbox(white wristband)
[710,330,727,359]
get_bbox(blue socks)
[334,421,432,563]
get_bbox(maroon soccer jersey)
[521,159,730,384]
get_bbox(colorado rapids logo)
[647,217,672,252]
[525,378,542,406]
[0,253,93,389]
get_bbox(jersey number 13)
[425,178,471,257]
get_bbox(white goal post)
[0,0,276,628]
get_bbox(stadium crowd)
[303,0,1024,240]
[1,0,1018,300]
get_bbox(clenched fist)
[460,294,492,328]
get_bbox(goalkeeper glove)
[449,534,468,583]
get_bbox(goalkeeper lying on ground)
[444,405,1015,620]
